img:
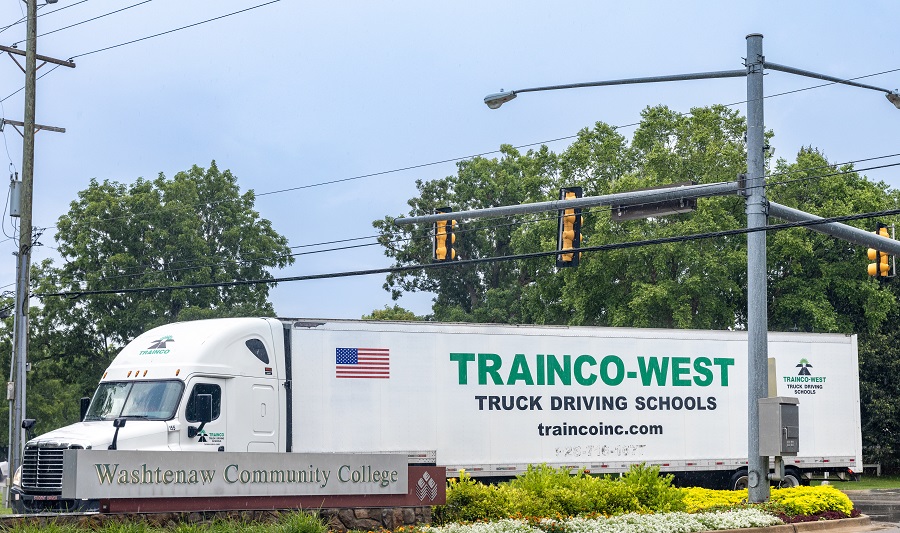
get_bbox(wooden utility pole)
[8,0,40,495]
[3,0,73,491]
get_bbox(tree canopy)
[377,105,898,333]
[12,161,293,437]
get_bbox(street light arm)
[484,69,748,109]
[763,61,897,97]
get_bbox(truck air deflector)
[283,323,293,453]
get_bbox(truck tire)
[730,470,749,491]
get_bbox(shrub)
[576,477,642,516]
[434,471,510,524]
[770,485,854,517]
[679,486,747,513]
[619,463,686,512]
[504,465,640,517]
[436,463,691,523]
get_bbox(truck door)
[247,382,279,451]
[180,378,228,451]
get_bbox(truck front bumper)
[9,486,99,514]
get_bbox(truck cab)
[10,317,288,513]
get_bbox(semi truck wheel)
[730,470,749,490]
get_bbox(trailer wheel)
[730,470,749,491]
[778,469,801,488]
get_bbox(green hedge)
[434,464,684,524]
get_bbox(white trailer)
[10,318,862,512]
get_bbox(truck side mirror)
[22,418,36,441]
[108,417,126,450]
[80,397,91,422]
[187,394,213,440]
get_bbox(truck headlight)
[12,466,21,487]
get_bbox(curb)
[702,515,872,533]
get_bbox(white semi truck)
[10,318,863,513]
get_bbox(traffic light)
[433,207,457,262]
[556,187,583,268]
[867,223,892,278]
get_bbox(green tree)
[376,106,898,334]
[362,304,423,321]
[546,105,751,328]
[374,144,557,323]
[377,105,757,328]
[765,147,897,333]
[23,161,293,435]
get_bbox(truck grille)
[22,445,67,493]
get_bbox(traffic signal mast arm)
[768,202,900,257]
[403,187,900,261]
[397,181,739,226]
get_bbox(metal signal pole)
[744,33,769,503]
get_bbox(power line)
[0,63,62,103]
[254,135,578,198]
[75,209,551,286]
[0,0,91,35]
[767,160,900,189]
[34,207,900,299]
[70,0,282,59]
[719,67,900,107]
[47,132,577,231]
[12,0,153,46]
[0,98,17,173]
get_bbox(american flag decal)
[335,347,390,379]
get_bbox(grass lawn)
[814,474,900,490]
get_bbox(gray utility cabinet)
[759,396,799,456]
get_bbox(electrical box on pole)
[9,176,21,217]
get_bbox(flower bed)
[430,464,859,533]
[424,509,782,533]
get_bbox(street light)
[484,91,516,109]
[888,91,900,109]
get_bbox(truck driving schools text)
[450,352,735,444]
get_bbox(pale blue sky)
[0,1,897,319]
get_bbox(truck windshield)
[84,380,184,421]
